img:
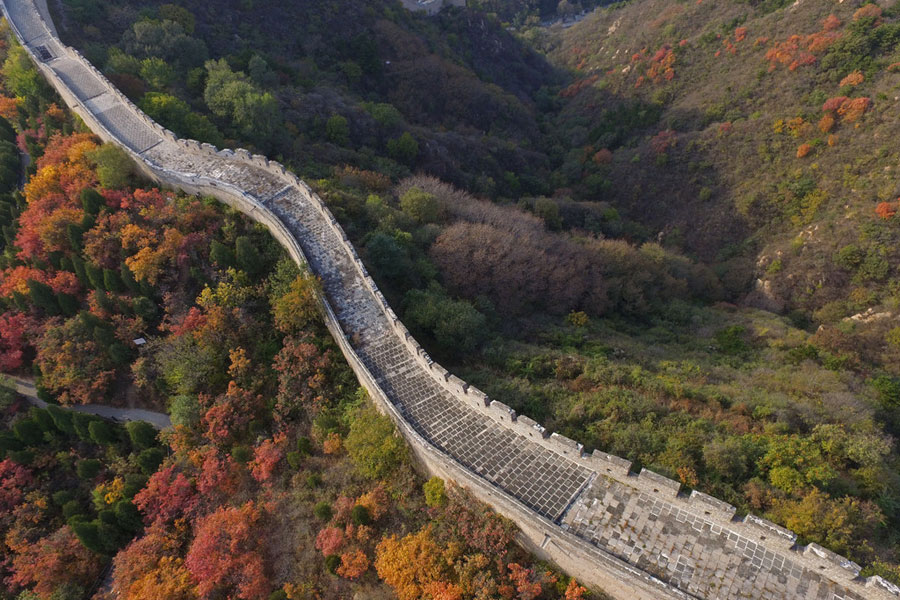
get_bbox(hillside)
[0,32,595,600]
[20,0,900,590]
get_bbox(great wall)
[3,1,900,598]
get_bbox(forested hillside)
[0,29,592,600]
[17,0,900,590]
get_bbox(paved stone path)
[8,376,171,430]
[3,2,899,599]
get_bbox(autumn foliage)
[184,501,269,600]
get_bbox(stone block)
[447,374,468,395]
[743,515,798,548]
[488,400,516,423]
[512,413,549,439]
[687,490,736,522]
[466,385,490,407]
[430,362,451,382]
[586,450,632,478]
[636,468,681,496]
[802,543,860,584]
[548,432,584,459]
[864,576,900,600]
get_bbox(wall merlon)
[466,385,490,407]
[587,450,632,478]
[488,400,516,423]
[687,490,736,522]
[430,362,451,382]
[866,576,900,599]
[447,374,468,395]
[636,469,681,496]
[743,515,798,548]
[548,432,584,459]
[512,413,549,439]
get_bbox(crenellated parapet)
[4,2,899,599]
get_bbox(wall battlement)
[4,2,900,599]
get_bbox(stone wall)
[4,3,900,599]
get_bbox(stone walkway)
[3,1,899,599]
[8,376,171,430]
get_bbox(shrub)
[125,420,157,450]
[350,505,371,526]
[88,421,118,446]
[423,476,447,508]
[137,447,165,475]
[296,436,313,456]
[324,554,341,574]
[344,406,406,479]
[314,501,333,521]
[76,458,102,480]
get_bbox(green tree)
[203,59,280,142]
[27,279,61,315]
[326,115,349,145]
[13,419,44,446]
[345,405,406,479]
[76,458,102,479]
[2,46,48,104]
[88,421,118,446]
[139,57,175,89]
[125,420,157,450]
[387,132,418,165]
[88,145,134,189]
[169,394,201,428]
[137,447,165,474]
[423,476,448,508]
[399,188,441,224]
[210,239,235,268]
[235,236,264,276]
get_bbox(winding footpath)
[3,2,899,599]
[8,376,171,430]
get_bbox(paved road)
[8,375,171,429]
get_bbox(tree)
[337,549,369,580]
[203,59,280,142]
[234,236,264,277]
[326,115,350,145]
[134,464,198,524]
[0,458,33,513]
[344,406,406,479]
[273,335,332,422]
[387,132,418,165]
[374,528,446,600]
[88,144,135,189]
[126,420,158,450]
[2,46,48,104]
[423,477,447,508]
[400,188,441,224]
[138,448,166,475]
[250,439,283,483]
[76,458,102,479]
[9,526,103,596]
[272,274,320,335]
[185,501,269,600]
[140,57,175,90]
[36,313,119,405]
[209,239,235,268]
[123,555,198,600]
[12,418,44,446]
[89,420,118,446]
